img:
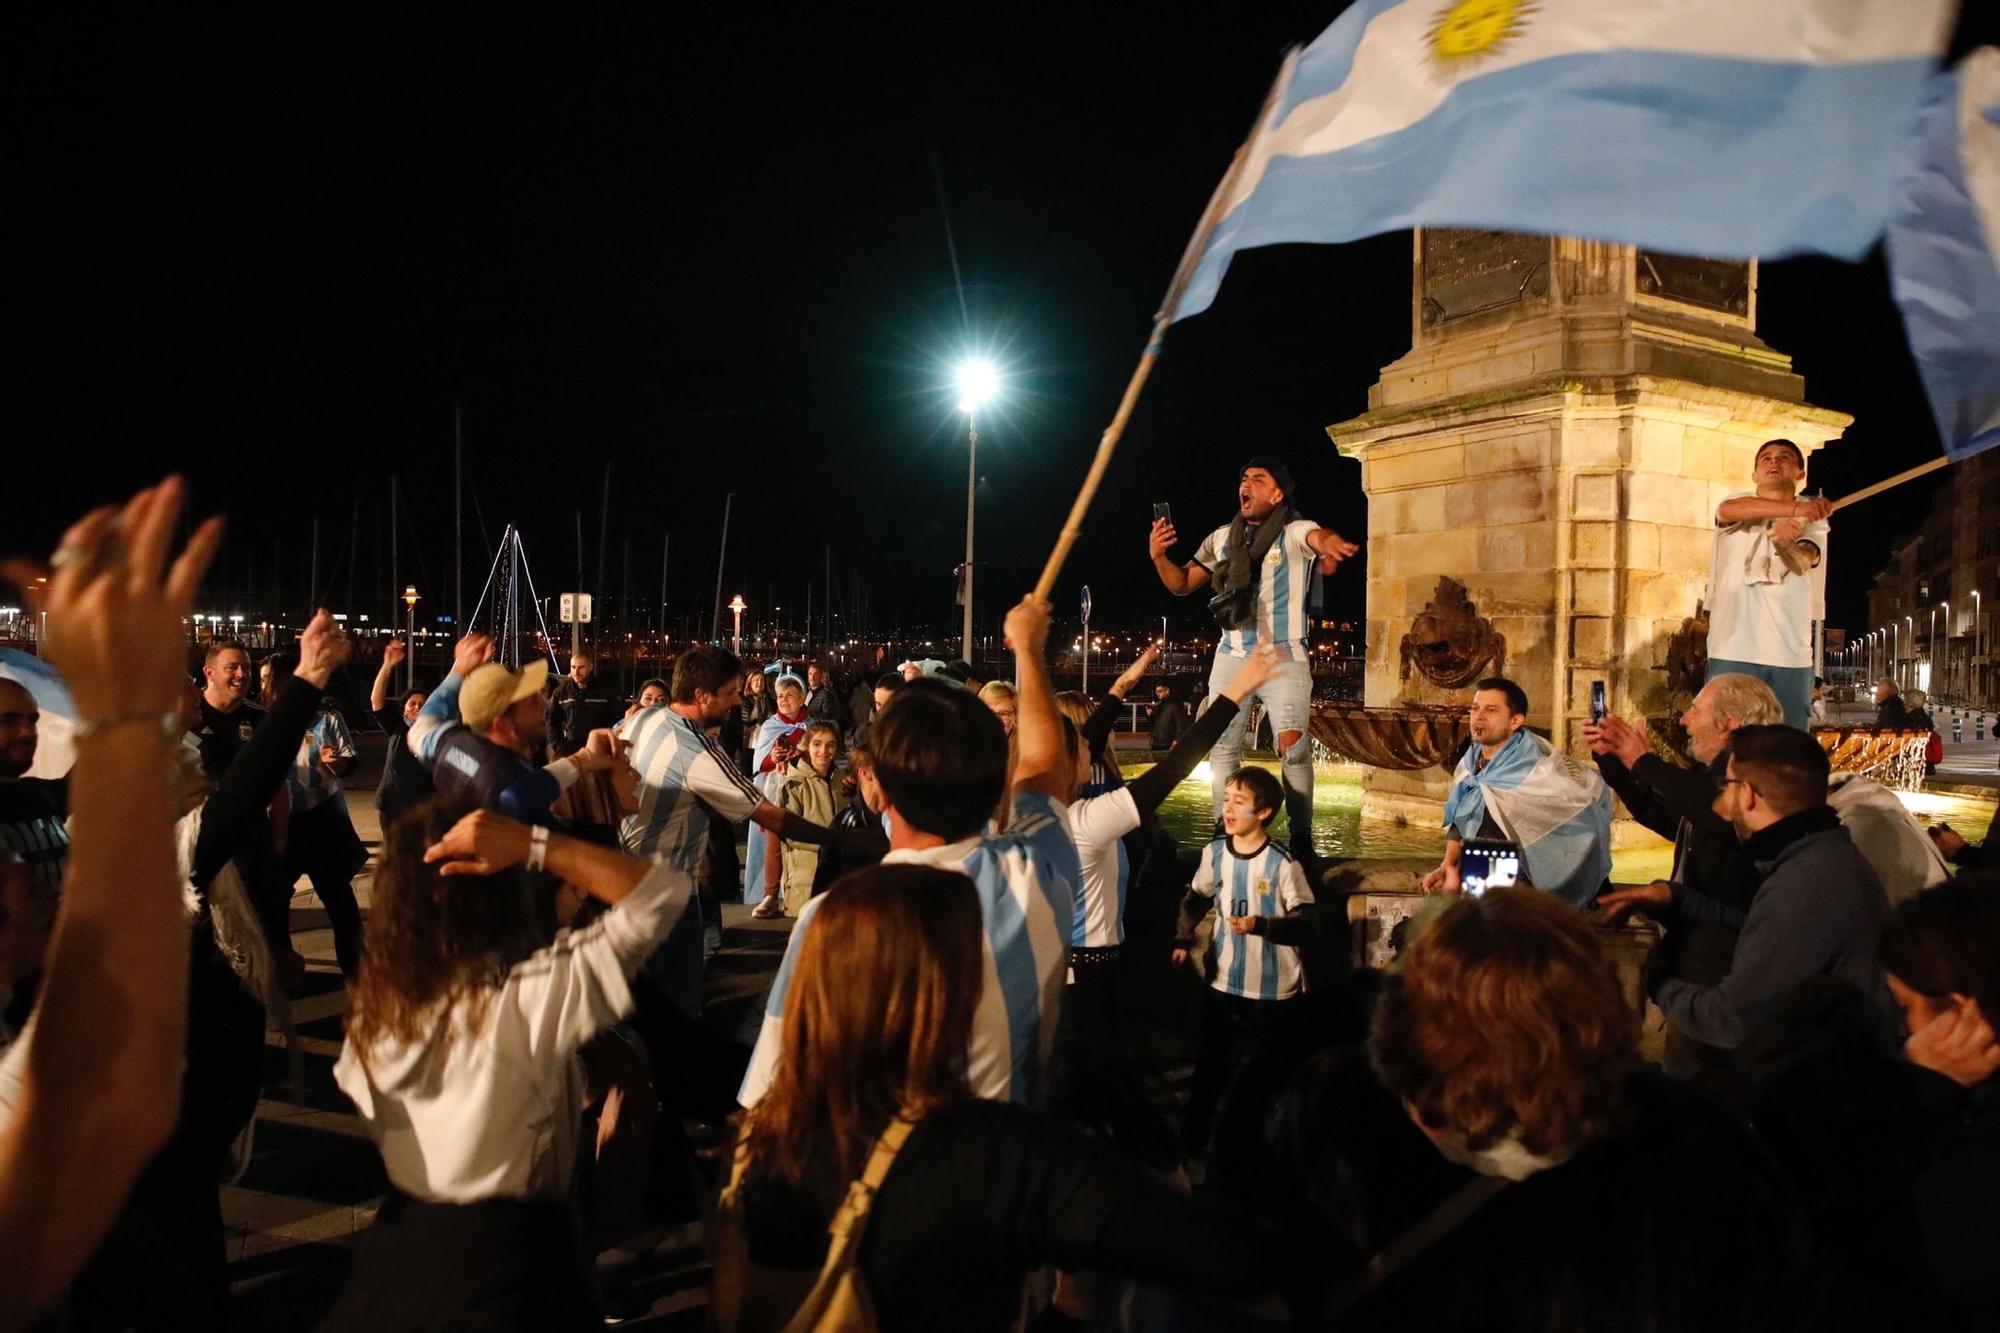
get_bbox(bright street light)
[955,359,1000,414]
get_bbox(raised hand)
[1148,518,1178,562]
[452,632,494,677]
[1589,713,1649,768]
[2,477,221,726]
[296,609,351,687]
[1003,595,1052,659]
[1222,644,1281,702]
[383,637,408,668]
[1798,496,1833,523]
[1110,640,1163,698]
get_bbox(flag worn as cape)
[1443,728,1613,908]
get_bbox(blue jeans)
[1707,657,1813,730]
[1204,652,1315,855]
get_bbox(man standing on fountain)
[1149,457,1359,866]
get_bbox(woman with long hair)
[717,862,1278,1331]
[322,802,692,1331]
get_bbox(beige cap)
[460,660,549,730]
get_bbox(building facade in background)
[1863,451,1999,707]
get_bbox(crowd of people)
[1,460,1997,1331]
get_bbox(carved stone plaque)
[1635,250,1751,316]
[1399,577,1506,689]
[1420,229,1551,327]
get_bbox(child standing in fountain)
[1172,766,1315,1157]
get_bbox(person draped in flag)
[1422,678,1613,908]
[745,674,810,917]
[1171,764,1316,1156]
[1148,457,1357,865]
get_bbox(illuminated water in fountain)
[1134,759,1996,882]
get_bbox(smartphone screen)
[1153,501,1173,527]
[1461,840,1522,897]
[1590,680,1607,723]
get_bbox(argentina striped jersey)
[287,708,357,811]
[739,789,1080,1108]
[1191,518,1321,661]
[1190,836,1313,1001]
[619,705,763,872]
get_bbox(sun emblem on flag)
[1428,0,1535,69]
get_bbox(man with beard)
[0,677,66,1038]
[1149,458,1358,865]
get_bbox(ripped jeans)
[1203,651,1315,856]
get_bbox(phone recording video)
[1461,839,1523,897]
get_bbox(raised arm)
[1304,525,1361,575]
[408,632,491,765]
[0,478,219,1328]
[1007,596,1065,799]
[369,637,407,716]
[1126,646,1278,816]
[1149,519,1211,597]
[1716,494,1832,525]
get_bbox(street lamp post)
[954,359,999,664]
[403,585,420,693]
[1975,590,1985,707]
[1939,601,1949,700]
[729,594,746,656]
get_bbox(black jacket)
[1877,696,1911,730]
[544,674,622,756]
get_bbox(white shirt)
[1191,518,1322,661]
[1064,787,1140,949]
[1705,494,1828,669]
[334,859,691,1203]
[739,790,1080,1108]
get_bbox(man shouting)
[1149,457,1357,863]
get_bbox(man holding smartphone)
[1147,457,1358,864]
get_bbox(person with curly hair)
[323,804,693,1330]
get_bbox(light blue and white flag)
[1172,0,1954,321]
[0,648,76,780]
[1443,728,1613,908]
[1886,49,2000,462]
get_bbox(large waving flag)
[1443,728,1613,908]
[1886,49,2000,462]
[1173,0,1955,321]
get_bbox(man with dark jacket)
[803,659,845,730]
[1148,682,1189,750]
[545,650,622,758]
[1874,677,1911,731]
[1608,725,1895,1055]
[1591,675,1785,1069]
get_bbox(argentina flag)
[1886,48,2000,462]
[1443,728,1613,908]
[1173,0,1955,321]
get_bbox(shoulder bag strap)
[1323,1175,1509,1320]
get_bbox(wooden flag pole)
[1829,455,1952,511]
[1032,50,1298,602]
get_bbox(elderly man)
[1873,677,1911,731]
[1622,726,1893,1054]
[1592,674,1783,1070]
[1149,457,1359,863]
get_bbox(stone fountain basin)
[1309,703,1472,772]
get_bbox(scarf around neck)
[1209,504,1294,630]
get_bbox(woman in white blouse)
[323,802,691,1331]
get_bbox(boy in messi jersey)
[739,595,1081,1109]
[1173,765,1316,1155]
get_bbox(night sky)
[7,6,1997,646]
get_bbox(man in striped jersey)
[619,645,836,1015]
[1148,457,1358,863]
[739,595,1081,1108]
[1172,764,1317,1155]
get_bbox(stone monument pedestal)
[1329,232,1851,828]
